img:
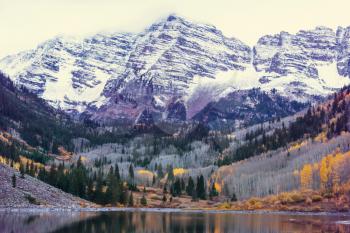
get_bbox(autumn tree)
[330,153,342,194]
[320,156,330,191]
[209,183,219,199]
[300,164,313,190]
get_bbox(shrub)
[25,194,40,205]
[279,193,294,205]
[253,201,263,209]
[246,198,263,210]
[218,202,231,209]
[290,192,306,203]
[311,195,323,202]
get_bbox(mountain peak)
[166,14,179,22]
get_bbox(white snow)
[184,66,261,118]
[153,95,167,108]
[185,65,260,102]
[42,61,110,112]
[317,62,350,88]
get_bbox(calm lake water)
[1,210,350,233]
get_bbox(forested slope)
[214,85,350,211]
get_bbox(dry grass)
[216,187,350,212]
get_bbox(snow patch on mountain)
[42,64,110,112]
[185,66,261,118]
[318,62,350,88]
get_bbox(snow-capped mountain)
[0,32,136,114]
[254,26,350,102]
[0,15,349,126]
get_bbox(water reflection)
[1,211,350,233]
[0,211,96,233]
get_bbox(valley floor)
[2,182,349,214]
[2,159,350,213]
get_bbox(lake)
[1,209,350,233]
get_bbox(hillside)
[205,86,350,211]
[0,163,94,208]
[1,67,350,212]
[0,71,76,153]
[0,71,145,155]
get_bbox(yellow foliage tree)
[330,153,342,194]
[320,156,330,190]
[300,164,313,190]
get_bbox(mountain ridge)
[1,15,349,126]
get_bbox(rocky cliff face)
[253,26,350,102]
[88,15,252,122]
[0,15,349,127]
[337,27,350,77]
[193,88,307,130]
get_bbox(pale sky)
[1,0,350,58]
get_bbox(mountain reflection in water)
[1,210,350,233]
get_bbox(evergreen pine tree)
[86,178,94,201]
[186,177,195,196]
[9,143,19,161]
[196,175,206,200]
[94,176,105,204]
[105,166,118,204]
[25,161,30,174]
[29,162,35,176]
[37,167,47,182]
[140,194,147,206]
[128,192,134,207]
[12,174,16,188]
[172,178,181,197]
[77,156,83,168]
[129,164,134,181]
[167,164,174,181]
[162,194,167,203]
[152,175,156,186]
[181,178,185,191]
[19,162,25,179]
[157,163,164,178]
[114,163,120,180]
[231,193,237,202]
[48,164,57,186]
